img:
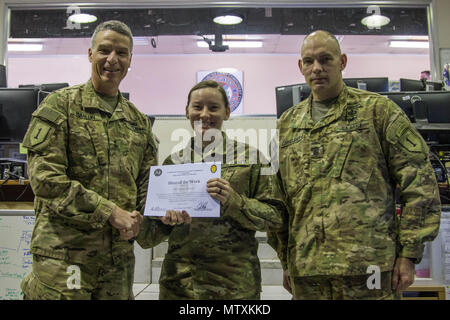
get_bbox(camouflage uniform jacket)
[22,80,157,267]
[138,134,286,299]
[268,85,441,277]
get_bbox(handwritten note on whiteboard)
[0,215,34,300]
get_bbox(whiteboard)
[0,213,152,299]
[0,215,34,300]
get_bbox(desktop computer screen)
[275,83,311,118]
[343,77,389,93]
[0,88,38,142]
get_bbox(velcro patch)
[29,120,52,146]
[398,128,423,153]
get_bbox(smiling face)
[88,30,132,96]
[299,31,347,101]
[186,87,230,137]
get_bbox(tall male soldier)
[20,20,157,299]
[268,30,441,299]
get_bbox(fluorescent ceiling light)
[8,43,43,51]
[197,40,262,48]
[133,37,149,46]
[389,41,429,48]
[8,38,43,43]
[213,15,243,25]
[67,13,97,24]
[361,15,390,28]
[391,35,428,41]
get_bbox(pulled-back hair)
[187,80,230,109]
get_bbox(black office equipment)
[399,78,443,92]
[421,91,450,123]
[343,77,389,93]
[0,88,38,142]
[383,92,415,122]
[399,78,425,91]
[19,82,69,105]
[0,65,6,88]
[425,81,444,91]
[275,83,311,118]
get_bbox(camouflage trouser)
[291,271,401,300]
[21,254,134,300]
[159,258,261,300]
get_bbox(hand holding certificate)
[144,162,221,218]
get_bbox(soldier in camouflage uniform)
[137,80,287,299]
[268,31,441,299]
[20,21,159,299]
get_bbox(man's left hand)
[392,257,415,292]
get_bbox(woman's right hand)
[160,210,192,225]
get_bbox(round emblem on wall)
[201,72,243,113]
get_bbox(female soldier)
[139,80,286,299]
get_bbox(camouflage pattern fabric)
[21,254,134,300]
[268,85,441,278]
[291,272,401,300]
[20,80,157,299]
[144,134,286,300]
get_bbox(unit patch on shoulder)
[29,120,52,147]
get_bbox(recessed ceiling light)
[389,41,429,48]
[361,15,390,29]
[68,13,97,24]
[213,15,243,25]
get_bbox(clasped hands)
[109,206,193,241]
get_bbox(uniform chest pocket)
[68,119,107,171]
[121,123,148,180]
[279,134,308,199]
[333,121,373,192]
[327,132,353,179]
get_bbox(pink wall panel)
[7,53,429,115]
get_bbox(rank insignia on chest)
[344,104,359,122]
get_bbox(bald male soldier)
[20,20,157,300]
[268,30,441,299]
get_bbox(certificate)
[144,162,221,217]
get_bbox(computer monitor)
[0,88,38,142]
[0,65,6,88]
[382,92,415,122]
[421,91,450,123]
[425,81,444,91]
[19,82,69,105]
[343,77,389,93]
[275,83,311,118]
[399,78,425,92]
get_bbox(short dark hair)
[91,20,133,50]
[187,80,230,109]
